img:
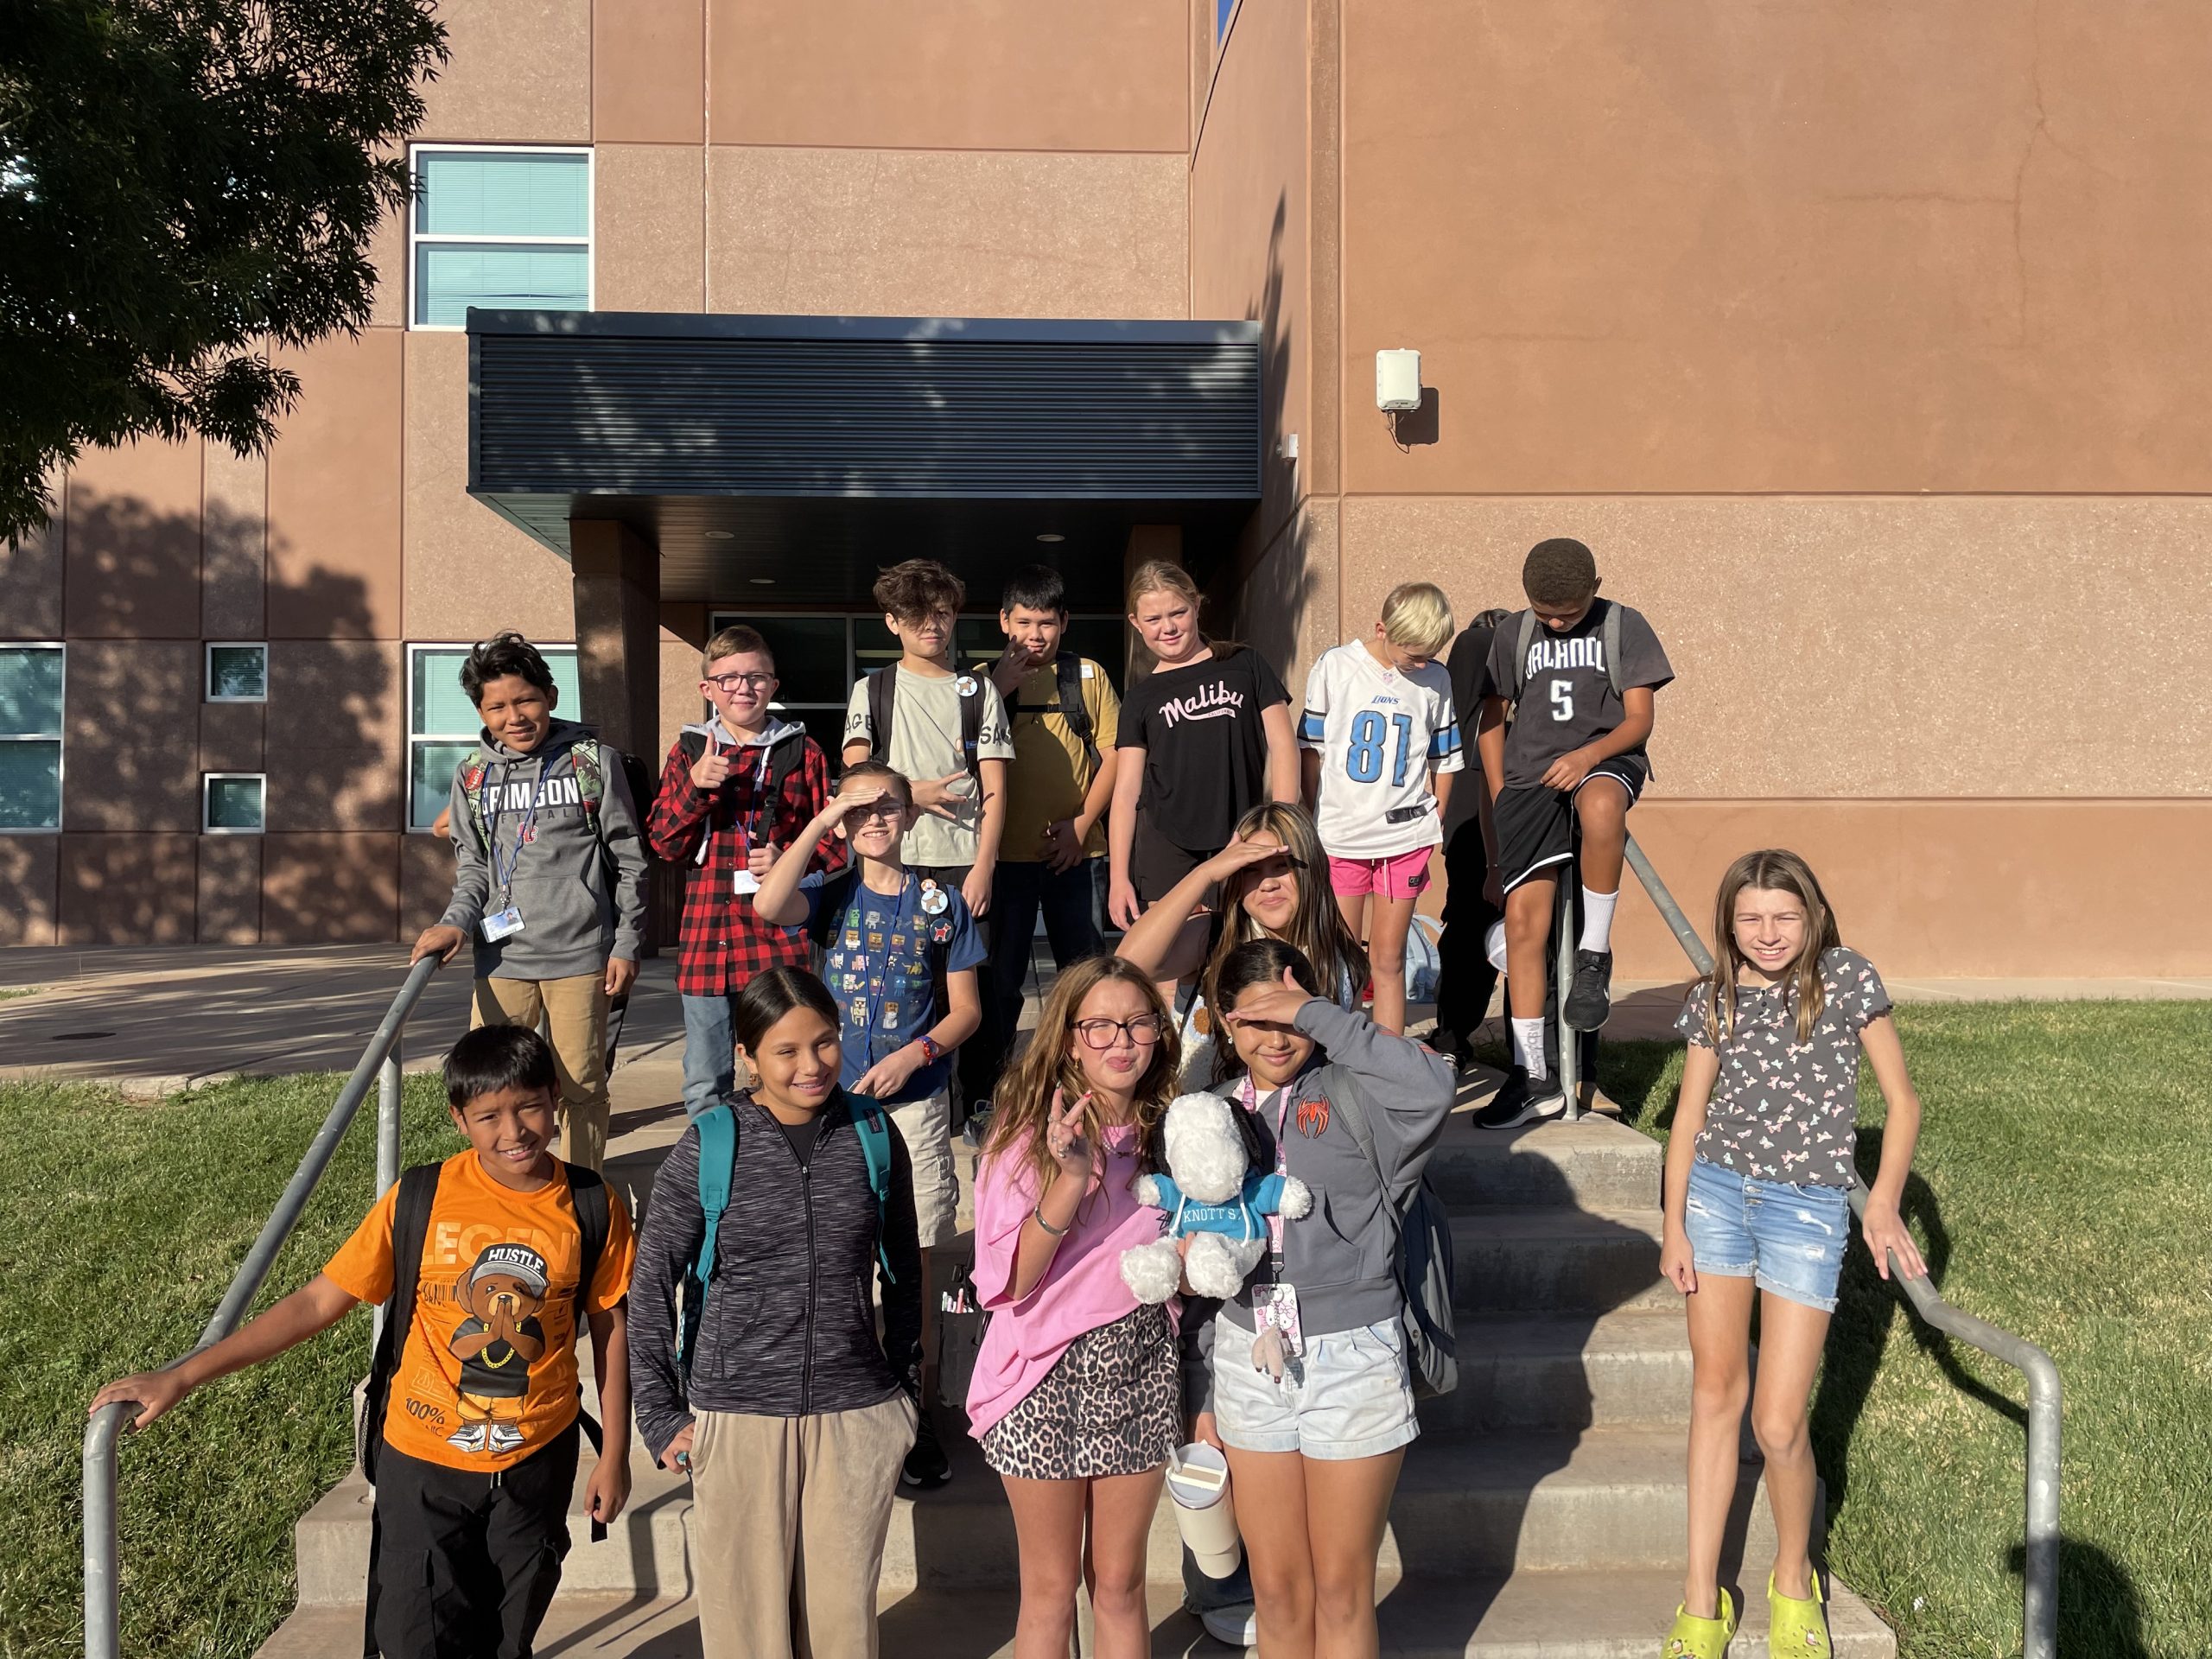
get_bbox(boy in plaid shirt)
[648,625,842,1116]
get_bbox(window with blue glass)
[410,147,592,329]
[0,645,63,830]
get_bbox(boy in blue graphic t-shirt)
[751,758,982,1489]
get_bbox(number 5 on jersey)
[1549,681,1573,722]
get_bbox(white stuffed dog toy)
[1121,1092,1313,1303]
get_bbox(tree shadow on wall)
[1220,193,1326,671]
[58,486,397,948]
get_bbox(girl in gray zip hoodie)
[1190,936,1454,1656]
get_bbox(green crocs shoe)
[1663,1587,1737,1658]
[1768,1569,1831,1656]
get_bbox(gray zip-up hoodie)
[436,718,650,981]
[1184,999,1454,1403]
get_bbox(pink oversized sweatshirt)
[963,1123,1176,1440]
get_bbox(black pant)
[1433,821,1503,1048]
[368,1421,579,1659]
[974,856,1109,1099]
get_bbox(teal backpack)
[677,1095,898,1382]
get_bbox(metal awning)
[466,311,1262,608]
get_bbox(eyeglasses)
[1072,1014,1167,1049]
[706,671,777,692]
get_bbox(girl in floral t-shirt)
[1656,849,1925,1659]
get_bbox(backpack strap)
[361,1163,442,1486]
[459,758,492,851]
[563,1162,613,1541]
[848,1094,899,1282]
[693,1103,738,1288]
[1602,601,1624,701]
[766,728,804,793]
[1511,609,1537,703]
[1055,652,1100,772]
[957,674,983,782]
[867,666,896,763]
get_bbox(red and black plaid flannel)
[647,732,844,996]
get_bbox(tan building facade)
[5,0,2207,976]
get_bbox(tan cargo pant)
[690,1392,918,1659]
[470,973,609,1170]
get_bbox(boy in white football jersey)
[1299,582,1463,1033]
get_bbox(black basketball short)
[1493,756,1649,895]
[1131,827,1221,909]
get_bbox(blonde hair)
[1379,582,1454,656]
[702,624,771,671]
[982,956,1173,1204]
[1704,849,1842,1046]
[1127,559,1203,615]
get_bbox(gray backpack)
[1328,1085,1458,1400]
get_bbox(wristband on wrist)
[917,1034,944,1065]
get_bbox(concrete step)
[1428,1111,1661,1213]
[1452,1208,1673,1315]
[293,1441,695,1605]
[1429,1308,1693,1432]
[260,1570,1894,1656]
[887,1421,1813,1589]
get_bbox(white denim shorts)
[1210,1313,1420,1461]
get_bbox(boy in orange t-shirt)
[92,1026,636,1659]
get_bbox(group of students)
[92,537,1929,1659]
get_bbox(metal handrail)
[1622,835,2059,1659]
[83,955,442,1659]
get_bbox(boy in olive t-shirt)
[969,564,1121,1099]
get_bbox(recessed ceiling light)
[703,530,734,541]
[750,577,774,586]
[1035,532,1065,543]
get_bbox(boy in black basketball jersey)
[1474,538,1673,1127]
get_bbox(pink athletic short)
[1327,847,1433,900]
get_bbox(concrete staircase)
[257,1099,1897,1656]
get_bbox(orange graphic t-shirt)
[324,1149,635,1473]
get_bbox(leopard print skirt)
[981,1303,1179,1481]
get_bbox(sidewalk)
[2,943,2206,1095]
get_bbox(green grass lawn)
[1593,1001,2212,1659]
[0,1074,461,1659]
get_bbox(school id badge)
[1250,1282,1304,1379]
[480,906,525,942]
[733,869,760,895]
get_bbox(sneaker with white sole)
[1198,1601,1258,1649]
[1472,1065,1567,1129]
[1563,948,1614,1030]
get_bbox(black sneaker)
[902,1406,953,1490]
[1563,949,1614,1031]
[1473,1065,1567,1130]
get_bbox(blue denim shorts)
[1682,1158,1851,1313]
[1211,1314,1420,1460]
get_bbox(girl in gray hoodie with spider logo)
[1186,936,1455,1657]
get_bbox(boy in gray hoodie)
[412,632,649,1170]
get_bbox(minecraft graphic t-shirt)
[1116,646,1290,852]
[324,1149,634,1472]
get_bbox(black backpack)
[993,652,1102,771]
[866,665,985,783]
[359,1162,612,1652]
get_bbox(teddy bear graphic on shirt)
[445,1242,550,1455]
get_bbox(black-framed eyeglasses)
[1072,1014,1167,1049]
[706,671,777,692]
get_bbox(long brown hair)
[1705,849,1842,1045]
[1201,802,1368,1024]
[982,955,1176,1202]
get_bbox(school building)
[5,0,2208,976]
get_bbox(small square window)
[207,643,268,702]
[0,644,64,832]
[203,773,266,833]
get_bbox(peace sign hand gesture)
[1044,1087,1094,1184]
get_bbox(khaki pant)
[471,974,610,1170]
[887,1088,958,1248]
[690,1393,918,1659]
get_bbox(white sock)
[1484,921,1510,974]
[1511,1016,1547,1080]
[1580,887,1619,953]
